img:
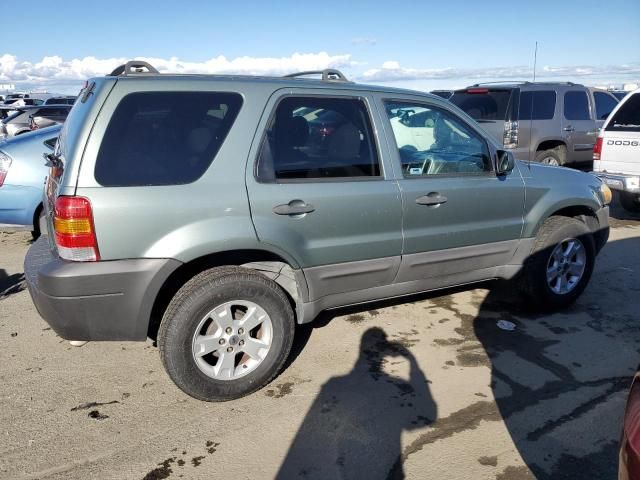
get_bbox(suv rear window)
[518,91,556,120]
[95,92,242,186]
[449,89,513,121]
[606,93,640,132]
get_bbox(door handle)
[273,202,315,215]
[563,126,575,132]
[416,193,448,206]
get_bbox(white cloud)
[351,37,377,46]
[361,61,640,83]
[0,52,354,92]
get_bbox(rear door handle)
[416,193,448,206]
[273,202,315,215]
[563,126,575,132]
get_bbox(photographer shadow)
[276,327,437,480]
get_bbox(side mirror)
[496,150,515,175]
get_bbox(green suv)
[25,61,611,401]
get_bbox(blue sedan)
[0,125,61,238]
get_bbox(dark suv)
[24,62,611,401]
[450,82,619,166]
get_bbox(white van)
[593,89,640,212]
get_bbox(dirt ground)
[1,201,639,480]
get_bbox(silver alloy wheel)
[541,156,560,166]
[546,238,586,295]
[191,300,273,381]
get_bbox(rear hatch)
[43,78,116,252]
[594,91,640,175]
[449,87,517,144]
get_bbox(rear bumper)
[593,172,640,193]
[24,236,181,341]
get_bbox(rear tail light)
[593,137,603,161]
[503,121,518,149]
[53,196,100,262]
[0,151,12,187]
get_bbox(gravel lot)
[1,201,639,480]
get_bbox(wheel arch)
[147,249,308,340]
[530,203,601,239]
[536,138,567,153]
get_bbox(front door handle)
[273,201,315,215]
[416,193,448,206]
[563,126,575,132]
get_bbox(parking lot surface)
[1,203,639,480]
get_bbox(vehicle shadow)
[276,327,437,480]
[0,269,26,300]
[282,235,638,478]
[609,194,640,228]
[470,234,639,479]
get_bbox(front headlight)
[600,183,612,205]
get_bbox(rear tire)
[619,192,640,213]
[518,216,595,311]
[535,149,563,166]
[158,266,295,401]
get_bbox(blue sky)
[1,0,639,93]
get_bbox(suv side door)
[245,89,403,301]
[376,94,525,285]
[562,88,597,164]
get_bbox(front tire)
[518,216,595,311]
[619,192,640,213]
[158,266,295,401]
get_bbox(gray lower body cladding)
[24,236,180,341]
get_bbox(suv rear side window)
[519,91,556,120]
[593,92,618,120]
[256,96,380,181]
[564,91,591,120]
[606,93,640,132]
[449,89,513,121]
[95,92,242,187]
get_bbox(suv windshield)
[450,89,514,121]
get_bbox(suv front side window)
[256,96,381,181]
[564,91,591,120]
[384,101,492,177]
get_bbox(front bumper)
[24,236,180,341]
[593,172,640,193]
[594,205,610,254]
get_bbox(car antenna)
[528,41,539,170]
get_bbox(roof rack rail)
[471,80,580,87]
[284,69,350,83]
[108,60,159,77]
[526,81,580,86]
[471,81,530,86]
